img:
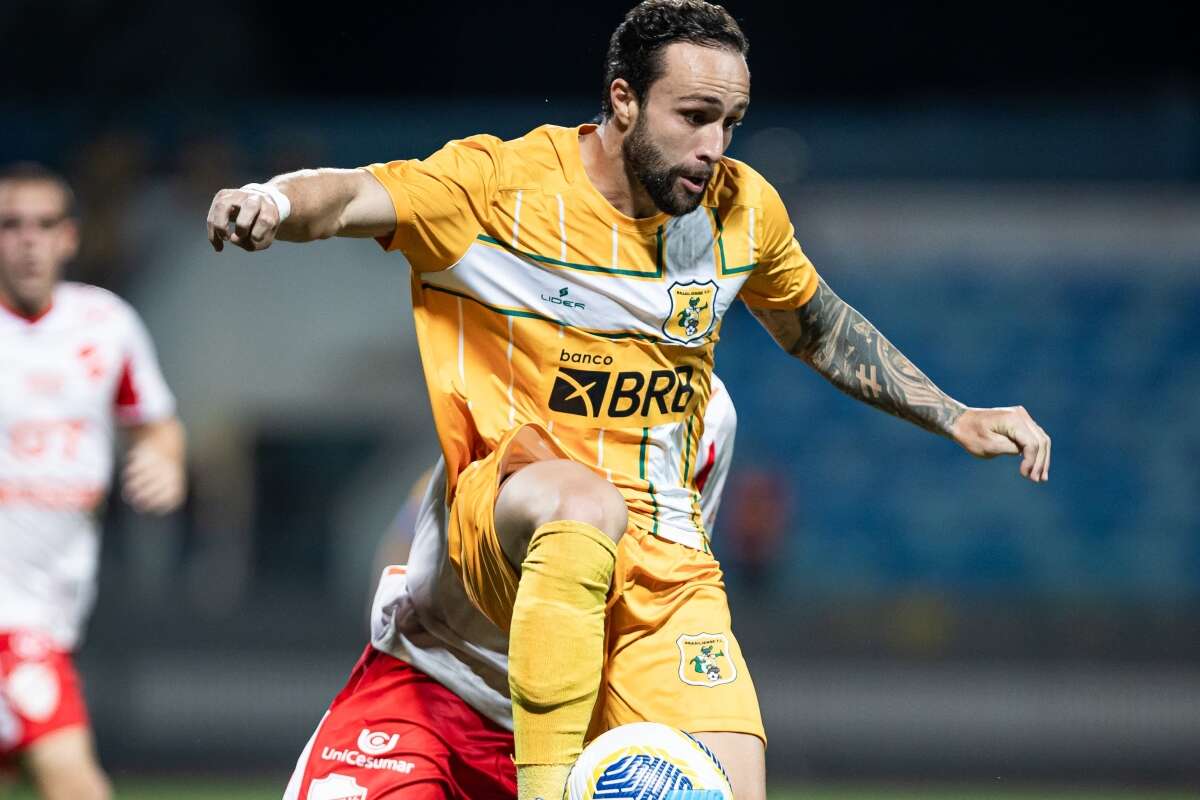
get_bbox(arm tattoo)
[751,279,966,437]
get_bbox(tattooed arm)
[752,278,1052,481]
[752,278,964,436]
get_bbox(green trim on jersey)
[476,229,665,278]
[709,208,756,275]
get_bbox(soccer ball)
[565,722,734,799]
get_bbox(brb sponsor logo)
[319,728,414,775]
[549,353,696,420]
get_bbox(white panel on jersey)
[423,205,750,346]
[663,208,718,282]
[697,374,737,539]
[641,420,706,551]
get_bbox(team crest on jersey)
[662,281,717,344]
[306,773,368,800]
[676,633,737,687]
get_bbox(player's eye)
[724,117,743,130]
[0,218,19,231]
[683,111,707,126]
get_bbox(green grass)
[3,779,1195,799]
[772,791,1196,800]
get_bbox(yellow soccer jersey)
[365,123,818,551]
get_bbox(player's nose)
[695,122,725,164]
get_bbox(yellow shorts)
[446,423,765,744]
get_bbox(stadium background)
[2,0,1198,797]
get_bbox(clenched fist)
[951,406,1051,483]
[206,184,288,252]
[122,442,186,514]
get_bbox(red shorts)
[0,630,90,757]
[285,646,516,800]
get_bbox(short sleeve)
[737,180,820,310]
[114,307,175,426]
[363,134,504,273]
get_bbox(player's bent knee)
[550,469,627,543]
[498,458,628,544]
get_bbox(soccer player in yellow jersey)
[207,2,1051,797]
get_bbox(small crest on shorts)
[663,281,717,344]
[676,632,737,687]
[307,772,368,800]
[6,663,59,722]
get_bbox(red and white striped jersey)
[0,282,174,649]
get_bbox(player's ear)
[609,79,638,131]
[58,217,80,263]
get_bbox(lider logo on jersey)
[541,286,586,310]
[663,280,717,344]
[549,361,696,421]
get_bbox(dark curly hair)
[601,0,749,119]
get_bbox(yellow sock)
[516,763,572,800]
[508,520,617,800]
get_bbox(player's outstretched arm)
[751,279,1051,482]
[206,168,395,252]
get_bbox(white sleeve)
[371,565,418,650]
[114,305,176,426]
[698,374,737,535]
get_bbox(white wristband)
[241,182,292,222]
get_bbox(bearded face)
[622,111,713,217]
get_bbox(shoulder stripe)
[555,193,567,261]
[747,207,756,265]
[511,190,524,247]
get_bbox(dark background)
[4,1,1199,100]
[2,0,1198,790]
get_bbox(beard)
[622,115,711,216]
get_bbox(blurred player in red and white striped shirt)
[284,377,735,800]
[0,163,186,800]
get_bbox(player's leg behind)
[592,527,767,800]
[24,727,111,800]
[493,449,628,799]
[692,731,765,800]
